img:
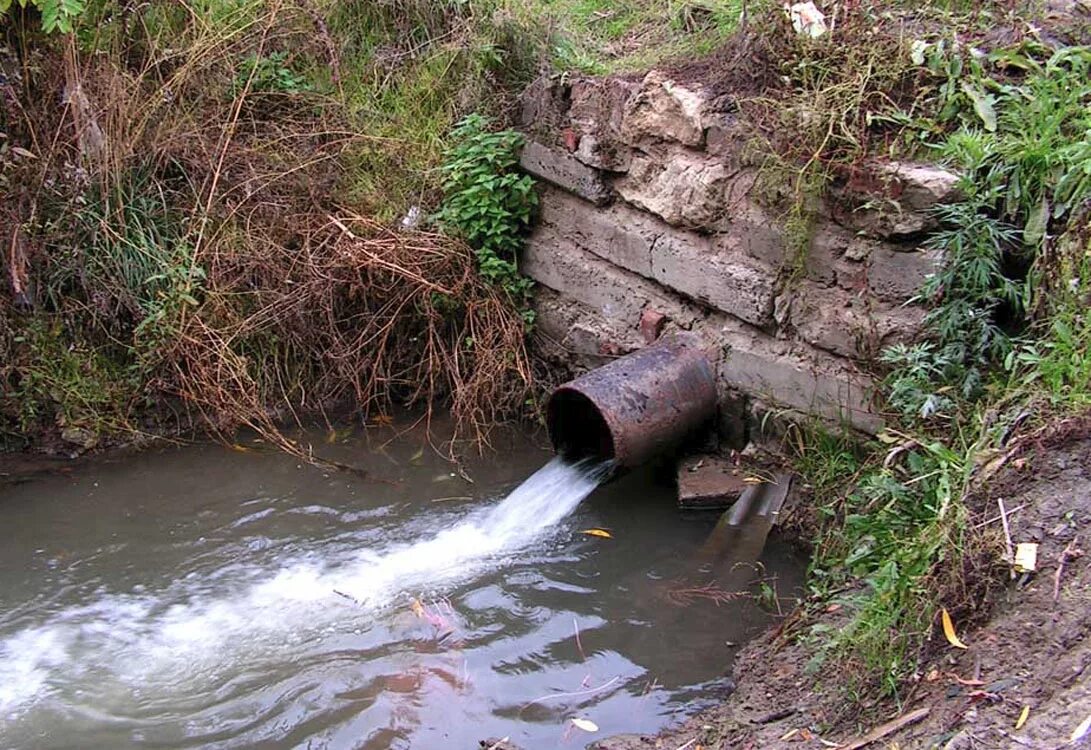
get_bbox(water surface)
[0,423,805,748]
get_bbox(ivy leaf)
[960,81,997,132]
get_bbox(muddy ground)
[587,434,1091,750]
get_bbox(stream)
[0,422,806,748]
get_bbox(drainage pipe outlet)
[546,333,717,468]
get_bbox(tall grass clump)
[1,0,544,457]
[796,33,1091,700]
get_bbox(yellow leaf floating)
[1015,705,1030,730]
[229,443,252,453]
[580,528,613,539]
[570,718,598,732]
[941,607,968,649]
[410,598,425,618]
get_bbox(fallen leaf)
[409,447,424,466]
[229,443,252,453]
[941,607,969,649]
[743,476,765,484]
[11,146,37,159]
[580,528,613,539]
[1015,705,1030,730]
[1072,713,1091,743]
[570,718,598,732]
[410,598,425,618]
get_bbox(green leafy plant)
[437,113,538,321]
[0,0,86,32]
[233,51,312,95]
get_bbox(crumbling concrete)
[519,68,958,436]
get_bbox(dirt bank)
[591,428,1091,750]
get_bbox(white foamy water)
[0,456,610,725]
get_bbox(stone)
[677,454,749,510]
[567,77,639,171]
[621,70,710,148]
[867,246,943,302]
[651,232,776,327]
[615,151,740,228]
[519,141,612,205]
[833,160,962,238]
[61,426,98,450]
[639,308,667,343]
[786,283,873,359]
[877,161,962,211]
[712,203,788,269]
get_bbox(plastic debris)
[1014,542,1038,573]
[571,718,599,732]
[788,2,828,38]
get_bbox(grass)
[750,5,1091,703]
[503,0,746,74]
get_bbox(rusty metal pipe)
[546,333,717,468]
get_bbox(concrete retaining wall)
[519,71,959,437]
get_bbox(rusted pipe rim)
[545,387,618,462]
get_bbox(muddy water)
[0,423,806,749]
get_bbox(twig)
[518,676,621,716]
[1053,536,1082,603]
[973,504,1025,529]
[835,707,930,750]
[998,498,1015,576]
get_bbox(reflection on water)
[0,422,805,748]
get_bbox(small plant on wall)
[437,114,538,326]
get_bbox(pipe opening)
[546,389,616,462]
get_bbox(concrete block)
[867,246,943,302]
[520,141,612,205]
[521,225,699,328]
[538,187,656,277]
[710,319,882,433]
[712,202,788,269]
[785,282,922,360]
[651,232,776,327]
[677,454,749,510]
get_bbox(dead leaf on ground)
[1015,705,1029,730]
[580,528,613,539]
[941,607,969,649]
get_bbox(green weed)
[437,114,538,322]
